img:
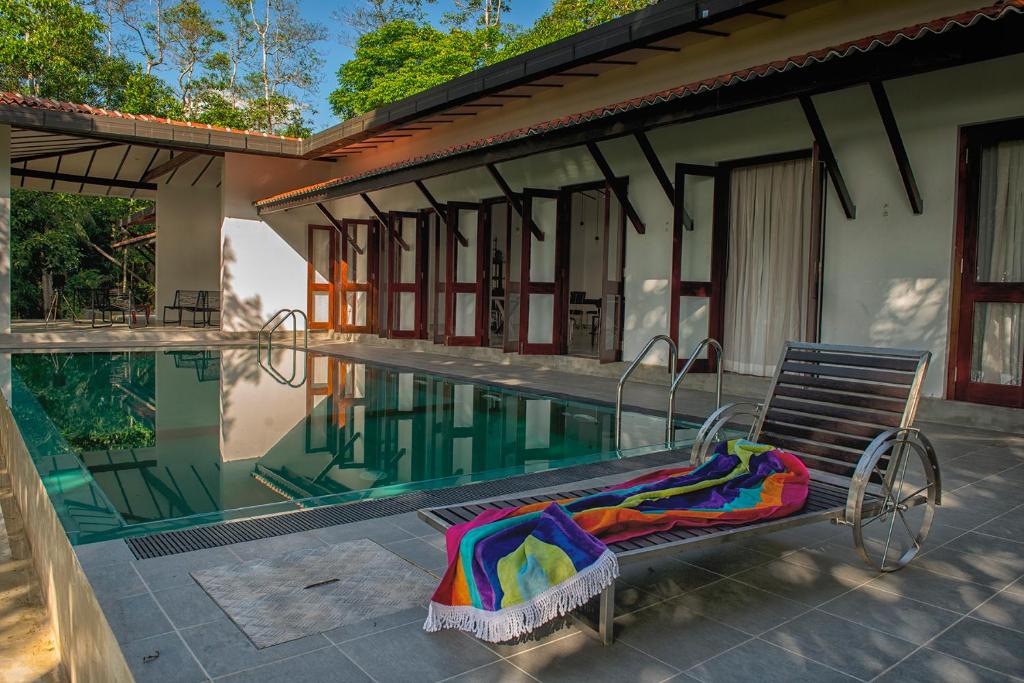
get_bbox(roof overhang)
[255,1,1024,214]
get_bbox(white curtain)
[724,158,813,376]
[972,140,1024,386]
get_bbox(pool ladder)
[614,336,723,450]
[257,309,309,387]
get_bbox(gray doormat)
[191,539,436,648]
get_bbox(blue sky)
[300,0,551,130]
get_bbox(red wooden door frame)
[519,189,569,355]
[598,181,627,363]
[337,218,380,334]
[307,224,337,331]
[444,201,488,346]
[948,118,1024,408]
[387,211,429,339]
[429,209,447,344]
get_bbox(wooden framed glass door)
[307,224,337,331]
[444,202,488,346]
[599,182,627,363]
[387,211,429,339]
[429,209,447,344]
[951,120,1024,408]
[503,201,523,352]
[337,218,379,334]
[520,189,568,355]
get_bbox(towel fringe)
[423,549,619,643]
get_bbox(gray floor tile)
[382,536,448,575]
[103,592,175,644]
[477,620,580,658]
[74,539,135,570]
[930,618,1024,678]
[733,556,867,607]
[83,560,147,602]
[179,614,331,678]
[388,512,440,538]
[135,547,239,591]
[322,605,427,645]
[313,518,415,545]
[228,531,326,561]
[777,542,881,584]
[672,578,808,636]
[215,646,372,683]
[972,589,1024,630]
[875,647,1017,683]
[616,599,749,670]
[820,584,961,645]
[915,546,1022,590]
[677,544,776,577]
[942,532,1024,571]
[865,564,999,614]
[121,632,208,683]
[977,511,1024,544]
[444,660,539,682]
[687,637,855,683]
[761,609,917,679]
[338,622,498,683]
[935,491,1017,531]
[617,556,720,602]
[153,581,227,629]
[507,631,678,683]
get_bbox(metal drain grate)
[126,448,685,559]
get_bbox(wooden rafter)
[485,163,544,241]
[361,193,410,250]
[869,81,923,214]
[112,231,156,249]
[12,167,157,191]
[585,142,645,234]
[634,132,694,230]
[11,142,119,164]
[799,95,856,219]
[413,181,468,247]
[142,151,199,183]
[315,202,365,255]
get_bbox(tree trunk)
[41,269,53,319]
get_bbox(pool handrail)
[668,338,724,441]
[615,334,677,449]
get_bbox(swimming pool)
[4,347,699,544]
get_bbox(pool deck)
[24,342,1024,682]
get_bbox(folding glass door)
[337,218,379,334]
[598,183,627,363]
[386,211,429,338]
[444,202,488,345]
[519,189,568,355]
[307,224,336,331]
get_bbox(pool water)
[5,348,697,544]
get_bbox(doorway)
[386,211,429,339]
[337,218,380,334]
[950,119,1024,408]
[307,224,336,331]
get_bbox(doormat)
[191,539,436,648]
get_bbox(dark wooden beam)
[11,142,119,164]
[585,142,645,234]
[799,95,856,219]
[869,81,923,214]
[142,151,200,182]
[413,181,468,247]
[12,167,157,191]
[485,163,544,241]
[191,155,216,186]
[750,9,785,19]
[693,28,730,37]
[111,231,156,249]
[315,203,365,255]
[361,193,410,250]
[634,132,693,230]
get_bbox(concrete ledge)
[0,394,133,681]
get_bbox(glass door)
[307,224,336,331]
[503,203,523,352]
[444,202,487,346]
[952,122,1024,408]
[338,218,379,334]
[387,211,429,339]
[429,210,447,344]
[520,189,568,355]
[599,182,627,363]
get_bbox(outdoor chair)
[198,290,220,327]
[162,289,204,326]
[90,288,149,328]
[418,341,941,644]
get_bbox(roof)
[255,0,1024,211]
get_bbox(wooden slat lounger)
[418,342,942,644]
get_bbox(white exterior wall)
[156,184,222,316]
[220,153,335,331]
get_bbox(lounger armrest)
[690,402,763,465]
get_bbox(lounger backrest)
[752,341,930,482]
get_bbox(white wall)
[0,124,9,334]
[156,184,221,317]
[220,153,335,331]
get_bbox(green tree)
[503,0,653,57]
[164,0,224,116]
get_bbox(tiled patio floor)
[76,420,1024,683]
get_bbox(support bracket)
[315,203,364,255]
[869,81,923,215]
[586,142,645,234]
[361,193,410,251]
[414,180,468,247]
[799,96,856,219]
[485,163,544,241]
[634,132,693,230]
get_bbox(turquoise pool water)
[5,348,697,544]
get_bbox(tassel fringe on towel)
[423,549,619,643]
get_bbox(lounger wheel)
[690,402,762,466]
[847,429,941,572]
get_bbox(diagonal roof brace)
[585,142,645,234]
[360,193,410,250]
[634,132,694,230]
[315,203,365,255]
[799,95,855,219]
[869,81,923,215]
[414,180,468,247]
[485,164,544,241]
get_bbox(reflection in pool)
[6,348,694,543]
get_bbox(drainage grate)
[126,448,685,559]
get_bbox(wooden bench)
[418,342,941,644]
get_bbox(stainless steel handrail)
[615,334,678,449]
[668,338,723,442]
[257,308,308,358]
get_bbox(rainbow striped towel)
[424,440,809,642]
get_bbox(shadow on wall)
[623,278,670,363]
[221,236,267,332]
[868,277,948,354]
